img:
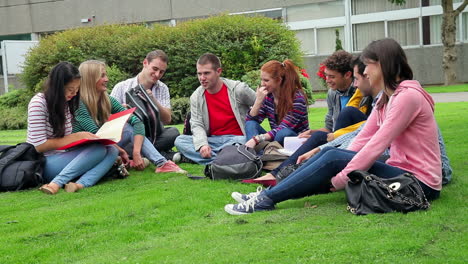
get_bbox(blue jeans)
[245,120,297,146]
[44,144,118,187]
[334,106,368,131]
[118,124,166,166]
[174,134,246,165]
[264,147,440,203]
[271,131,328,176]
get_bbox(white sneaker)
[231,186,264,203]
[172,152,181,164]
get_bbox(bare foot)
[255,173,276,181]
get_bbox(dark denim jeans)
[334,106,368,131]
[245,120,297,146]
[264,147,440,203]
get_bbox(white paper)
[283,137,307,153]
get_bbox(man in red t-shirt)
[174,53,255,164]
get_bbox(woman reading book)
[73,60,185,174]
[27,62,119,194]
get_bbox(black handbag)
[345,170,430,215]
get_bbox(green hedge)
[0,93,190,130]
[10,15,304,129]
[0,89,33,129]
[21,15,303,98]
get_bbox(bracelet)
[252,136,259,144]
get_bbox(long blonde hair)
[78,60,111,126]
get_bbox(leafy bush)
[106,64,131,94]
[170,97,190,124]
[0,89,35,129]
[21,15,304,99]
[0,106,28,130]
[0,89,34,109]
[241,70,261,90]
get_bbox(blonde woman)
[73,60,185,174]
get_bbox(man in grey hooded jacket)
[175,53,255,164]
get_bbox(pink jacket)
[331,80,442,191]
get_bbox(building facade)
[1,0,467,93]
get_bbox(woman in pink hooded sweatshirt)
[225,38,442,215]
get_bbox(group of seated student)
[29,53,187,195]
[224,38,445,215]
[27,37,449,210]
[244,51,377,187]
[174,54,311,164]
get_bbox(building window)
[317,27,345,55]
[352,22,385,51]
[0,33,32,42]
[287,1,344,22]
[295,29,315,55]
[423,15,460,45]
[0,34,33,75]
[235,9,283,21]
[388,18,420,46]
[463,12,468,41]
[352,0,419,15]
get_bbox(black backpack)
[125,84,165,145]
[204,144,262,180]
[0,143,45,191]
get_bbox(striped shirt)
[26,93,72,156]
[246,91,309,138]
[72,95,145,136]
[110,75,171,108]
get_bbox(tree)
[335,28,343,51]
[390,0,468,85]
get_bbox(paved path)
[310,92,468,108]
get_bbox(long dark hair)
[44,62,81,137]
[360,38,413,108]
[261,59,305,122]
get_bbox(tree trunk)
[441,0,468,85]
[441,0,457,85]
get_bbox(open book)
[277,136,307,156]
[57,107,136,150]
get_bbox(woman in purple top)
[244,60,309,148]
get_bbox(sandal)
[64,182,83,193]
[39,184,59,195]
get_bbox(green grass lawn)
[0,103,467,263]
[424,83,468,93]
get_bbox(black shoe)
[175,153,196,164]
[161,151,178,162]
